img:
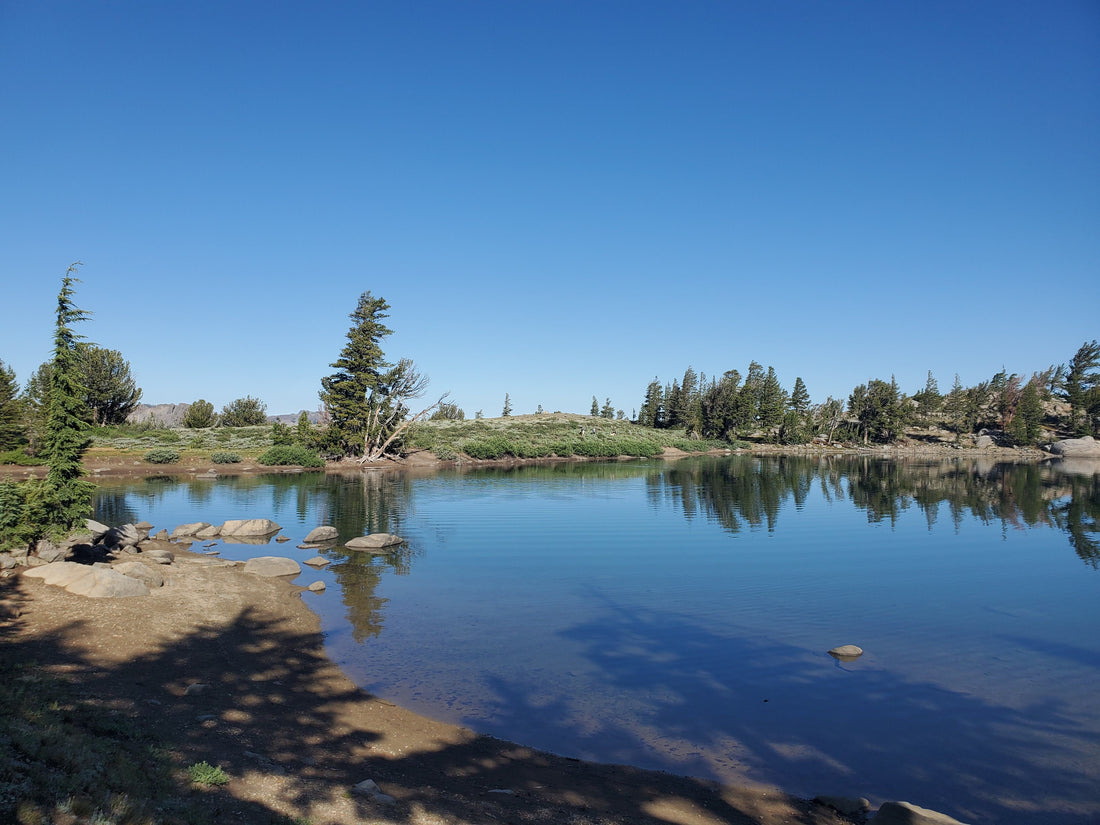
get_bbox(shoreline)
[4,544,861,825]
[0,440,1056,481]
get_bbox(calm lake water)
[93,455,1100,824]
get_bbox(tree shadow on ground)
[1,572,851,825]
[467,596,1100,825]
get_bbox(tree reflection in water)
[649,455,1100,567]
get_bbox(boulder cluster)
[2,516,407,599]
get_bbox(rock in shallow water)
[828,644,864,660]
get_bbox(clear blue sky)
[2,1,1097,418]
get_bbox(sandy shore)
[2,544,859,825]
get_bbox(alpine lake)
[93,454,1100,824]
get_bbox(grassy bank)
[406,413,734,461]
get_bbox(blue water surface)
[94,455,1100,824]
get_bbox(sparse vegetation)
[406,413,731,461]
[211,451,242,464]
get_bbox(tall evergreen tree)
[1009,380,1043,445]
[600,397,615,419]
[319,292,394,456]
[319,292,444,460]
[503,393,513,417]
[789,377,810,414]
[590,396,599,416]
[31,266,95,537]
[0,359,24,450]
[638,378,664,428]
[757,366,786,439]
[1062,340,1100,435]
[913,370,942,422]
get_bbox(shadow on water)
[476,595,1100,824]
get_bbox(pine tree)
[1063,340,1100,435]
[0,359,24,450]
[600,397,615,419]
[1009,380,1043,445]
[503,393,513,417]
[319,292,394,456]
[319,291,445,460]
[31,266,95,538]
[590,396,599,416]
[79,345,142,425]
[757,367,787,439]
[914,370,942,422]
[182,399,217,428]
[789,377,810,414]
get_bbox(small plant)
[210,451,242,464]
[143,448,180,464]
[433,446,457,461]
[257,445,324,468]
[187,761,229,786]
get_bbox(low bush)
[0,448,46,466]
[187,761,230,786]
[143,448,180,464]
[211,451,242,464]
[257,445,324,468]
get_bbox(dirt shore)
[3,546,858,825]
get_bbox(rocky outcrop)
[1046,436,1100,457]
[345,533,404,551]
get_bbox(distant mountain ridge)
[127,403,322,427]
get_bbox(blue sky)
[2,1,1097,418]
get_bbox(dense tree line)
[636,340,1100,446]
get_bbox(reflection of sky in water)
[94,457,1100,824]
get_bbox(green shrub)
[187,761,229,786]
[210,451,242,464]
[0,448,46,466]
[257,445,324,468]
[433,446,457,461]
[143,448,180,464]
[270,421,294,445]
[460,435,513,459]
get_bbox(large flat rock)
[243,556,301,577]
[345,533,404,551]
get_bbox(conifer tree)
[757,367,787,439]
[789,377,810,414]
[503,393,513,417]
[182,399,217,428]
[79,345,142,425]
[0,359,24,450]
[31,266,95,537]
[590,396,599,416]
[1009,380,1043,445]
[1063,340,1100,435]
[319,291,445,459]
[600,397,615,419]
